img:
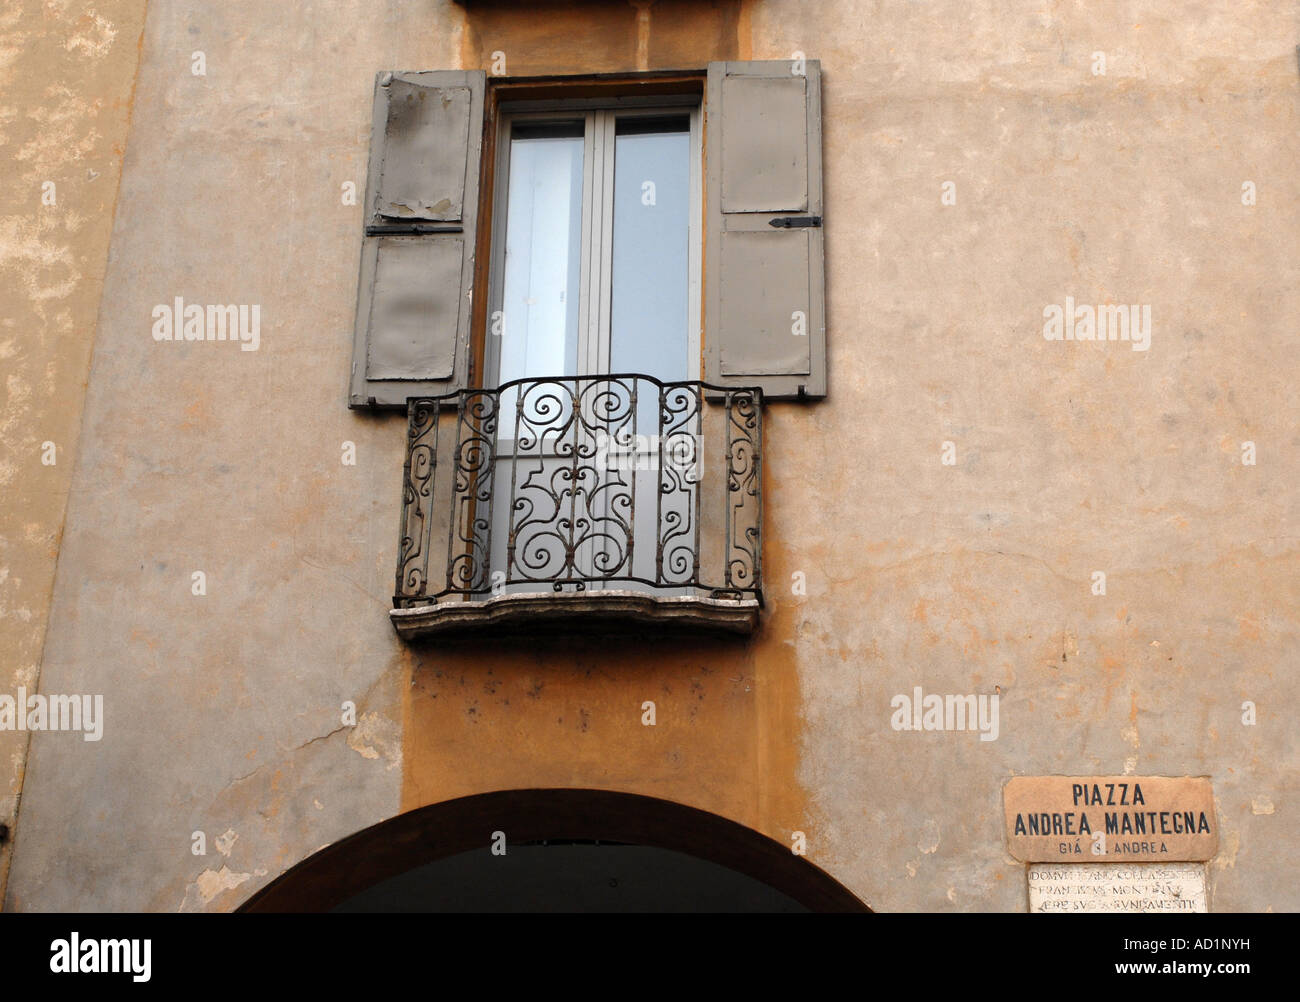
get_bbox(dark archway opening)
[240,789,869,913]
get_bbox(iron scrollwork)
[394,375,763,609]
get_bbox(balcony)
[391,374,763,639]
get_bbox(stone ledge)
[391,589,760,639]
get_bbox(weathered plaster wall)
[0,0,148,905]
[5,0,1297,912]
[458,0,746,73]
[402,0,807,877]
[747,0,1299,910]
[4,0,466,912]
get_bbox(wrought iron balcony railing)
[391,374,763,636]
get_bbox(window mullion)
[576,110,600,377]
[580,110,620,589]
[593,109,617,377]
[687,105,703,380]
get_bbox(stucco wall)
[747,0,1300,911]
[0,0,148,903]
[4,0,1297,911]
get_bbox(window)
[481,104,702,598]
[348,63,825,409]
[486,106,701,390]
[349,64,825,637]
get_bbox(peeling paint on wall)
[0,0,148,907]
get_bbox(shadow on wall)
[459,0,745,75]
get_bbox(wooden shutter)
[349,70,486,409]
[704,60,825,400]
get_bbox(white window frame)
[484,97,703,387]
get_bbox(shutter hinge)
[366,223,463,236]
[768,216,822,229]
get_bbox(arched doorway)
[240,789,869,912]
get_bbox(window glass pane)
[610,117,690,382]
[608,117,692,595]
[491,123,583,595]
[499,123,584,386]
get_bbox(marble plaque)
[1028,862,1208,913]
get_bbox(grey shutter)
[704,60,825,400]
[349,70,486,409]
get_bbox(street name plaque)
[1004,775,1217,862]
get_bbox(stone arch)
[240,788,869,912]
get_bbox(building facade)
[1,0,1295,911]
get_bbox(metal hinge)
[768,216,822,229]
